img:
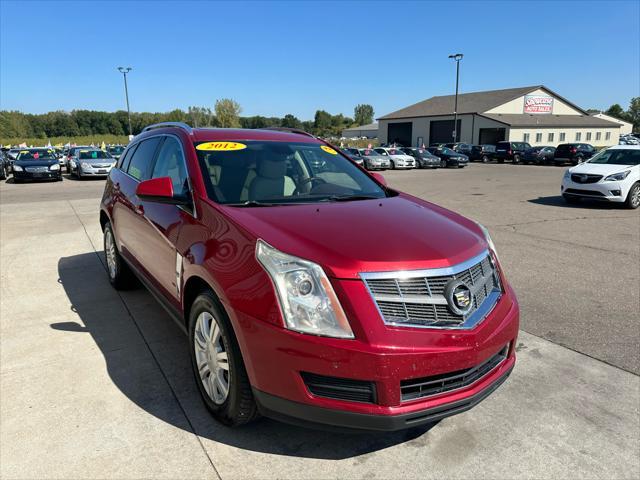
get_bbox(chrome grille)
[571,173,602,184]
[361,251,501,329]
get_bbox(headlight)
[49,164,60,171]
[604,170,630,182]
[256,240,354,339]
[13,165,23,171]
[81,162,91,169]
[477,223,500,262]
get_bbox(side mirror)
[371,172,387,186]
[136,177,190,205]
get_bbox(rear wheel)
[103,221,135,289]
[512,154,521,164]
[189,291,258,426]
[625,182,640,209]
[0,166,6,180]
[482,155,489,163]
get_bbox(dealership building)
[377,85,621,148]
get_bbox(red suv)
[100,122,519,431]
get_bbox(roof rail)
[142,122,194,134]
[262,127,316,138]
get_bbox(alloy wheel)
[104,229,117,280]
[631,185,640,208]
[194,311,230,405]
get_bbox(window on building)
[575,132,582,141]
[596,132,601,141]
[559,132,566,141]
[535,133,542,142]
[548,132,555,142]
[586,132,592,141]
[606,132,611,140]
[523,133,530,142]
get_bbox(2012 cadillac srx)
[100,122,519,431]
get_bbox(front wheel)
[189,291,258,426]
[482,155,489,163]
[440,159,447,168]
[390,160,396,170]
[625,183,640,209]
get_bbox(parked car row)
[0,147,118,183]
[340,146,468,170]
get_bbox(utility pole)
[448,54,463,142]
[117,67,133,137]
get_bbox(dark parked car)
[400,147,440,168]
[494,141,531,163]
[12,148,62,182]
[340,147,365,167]
[427,146,469,168]
[553,143,596,165]
[445,143,474,158]
[469,145,496,163]
[99,122,518,431]
[522,146,556,165]
[0,151,10,180]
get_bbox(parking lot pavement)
[1,167,639,479]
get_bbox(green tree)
[313,110,332,136]
[354,104,374,125]
[215,98,242,128]
[605,104,627,121]
[281,114,301,129]
[627,97,640,132]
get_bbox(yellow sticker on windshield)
[321,145,337,155]
[20,150,29,154]
[196,141,246,152]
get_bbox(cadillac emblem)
[444,279,473,316]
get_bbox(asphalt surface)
[1,166,639,479]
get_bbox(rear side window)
[117,144,136,169]
[127,137,162,181]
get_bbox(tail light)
[570,147,577,153]
[507,149,512,155]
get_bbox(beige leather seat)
[248,156,295,201]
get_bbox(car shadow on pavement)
[528,195,622,209]
[55,252,437,460]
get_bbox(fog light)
[610,190,621,196]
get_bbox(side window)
[118,144,137,169]
[151,136,188,195]
[127,137,161,181]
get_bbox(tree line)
[0,100,376,140]
[587,97,640,131]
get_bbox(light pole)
[117,67,133,137]
[448,53,463,142]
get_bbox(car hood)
[14,159,57,167]
[221,193,487,279]
[569,163,637,176]
[388,154,414,160]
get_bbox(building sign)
[524,95,554,114]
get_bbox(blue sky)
[1,1,638,119]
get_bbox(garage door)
[478,128,506,145]
[387,122,412,146]
[429,120,461,144]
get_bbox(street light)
[117,67,133,137]
[448,53,463,142]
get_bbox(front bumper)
[80,166,112,177]
[13,170,61,181]
[229,283,519,431]
[561,179,626,202]
[392,159,416,169]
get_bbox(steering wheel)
[293,177,327,195]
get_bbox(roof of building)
[482,113,620,128]
[590,113,633,126]
[378,85,591,120]
[342,122,379,132]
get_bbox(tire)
[513,154,521,164]
[625,182,640,209]
[103,221,135,289]
[390,160,396,170]
[0,167,6,180]
[440,159,447,168]
[562,194,580,204]
[482,155,489,163]
[189,291,258,426]
[498,159,504,164]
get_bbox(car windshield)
[79,150,110,160]
[195,140,388,205]
[108,146,124,154]
[387,149,402,155]
[437,147,456,155]
[587,149,640,166]
[361,149,379,156]
[17,150,55,160]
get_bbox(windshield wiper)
[324,195,381,202]
[229,200,278,207]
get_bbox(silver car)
[70,149,116,179]
[358,148,391,170]
[374,147,416,169]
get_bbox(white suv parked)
[561,145,640,209]
[373,147,415,169]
